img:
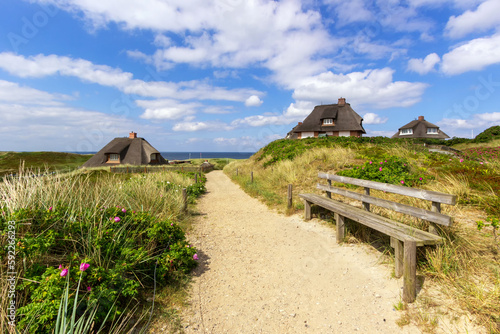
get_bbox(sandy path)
[182,171,419,333]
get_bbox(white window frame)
[400,128,413,135]
[109,154,120,161]
[323,118,333,125]
[427,127,438,134]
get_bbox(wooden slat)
[298,194,443,246]
[393,237,403,278]
[403,240,417,303]
[304,200,312,220]
[316,184,453,226]
[318,173,457,205]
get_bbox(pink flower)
[122,208,126,213]
[87,286,92,292]
[48,206,52,211]
[380,162,383,164]
[114,217,121,222]
[171,223,174,226]
[58,264,62,269]
[379,167,382,172]
[460,159,464,163]
[60,268,68,277]
[401,180,405,184]
[193,254,199,260]
[369,161,372,164]
[419,177,423,181]
[79,263,90,271]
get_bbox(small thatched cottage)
[82,132,168,168]
[286,98,366,139]
[391,116,450,139]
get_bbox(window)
[108,154,120,162]
[323,118,333,125]
[150,153,158,161]
[400,128,413,135]
[427,127,438,134]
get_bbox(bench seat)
[299,193,443,246]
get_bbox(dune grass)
[0,152,91,177]
[224,139,500,333]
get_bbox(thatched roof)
[391,116,450,139]
[82,133,168,167]
[292,103,365,134]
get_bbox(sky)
[1,0,500,153]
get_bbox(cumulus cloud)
[172,121,233,132]
[245,95,263,107]
[0,52,262,102]
[0,80,72,105]
[363,113,388,124]
[438,112,500,129]
[441,33,500,75]
[445,0,500,38]
[292,68,428,109]
[213,134,282,152]
[407,53,440,74]
[137,99,200,120]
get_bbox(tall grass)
[225,142,500,332]
[0,168,199,333]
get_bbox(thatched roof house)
[82,132,168,168]
[286,98,366,139]
[391,116,449,139]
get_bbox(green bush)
[336,157,428,186]
[1,206,198,333]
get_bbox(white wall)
[300,132,315,138]
[339,131,350,137]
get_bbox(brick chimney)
[129,131,137,139]
[298,122,303,125]
[418,116,424,121]
[338,97,346,106]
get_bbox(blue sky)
[1,0,500,152]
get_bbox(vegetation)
[224,135,500,333]
[0,152,91,177]
[0,168,206,333]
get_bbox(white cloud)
[439,112,500,130]
[213,135,282,152]
[445,0,500,39]
[365,130,396,137]
[325,0,373,25]
[363,113,388,124]
[292,68,428,109]
[245,95,263,107]
[203,106,234,114]
[172,121,233,132]
[0,52,262,102]
[441,33,500,75]
[407,53,440,74]
[0,80,72,105]
[137,99,200,120]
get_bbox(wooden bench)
[299,172,457,303]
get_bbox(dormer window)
[400,128,413,135]
[323,119,334,125]
[427,127,438,134]
[107,153,120,163]
[150,153,159,162]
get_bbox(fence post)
[236,168,238,176]
[195,173,198,183]
[287,184,293,209]
[251,171,253,183]
[182,188,187,212]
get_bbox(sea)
[75,152,255,160]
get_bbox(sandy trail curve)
[181,171,419,333]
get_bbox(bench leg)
[334,213,345,244]
[392,237,404,278]
[304,200,312,220]
[403,240,417,303]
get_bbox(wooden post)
[110,167,112,173]
[429,201,441,235]
[334,213,345,243]
[393,237,404,278]
[251,171,253,183]
[327,180,332,198]
[403,240,417,303]
[182,188,187,212]
[195,173,198,183]
[363,187,370,211]
[236,168,238,176]
[287,184,293,209]
[304,201,312,220]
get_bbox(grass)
[0,167,205,333]
[0,152,91,177]
[224,137,500,333]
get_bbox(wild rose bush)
[1,206,198,333]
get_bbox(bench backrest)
[317,172,457,226]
